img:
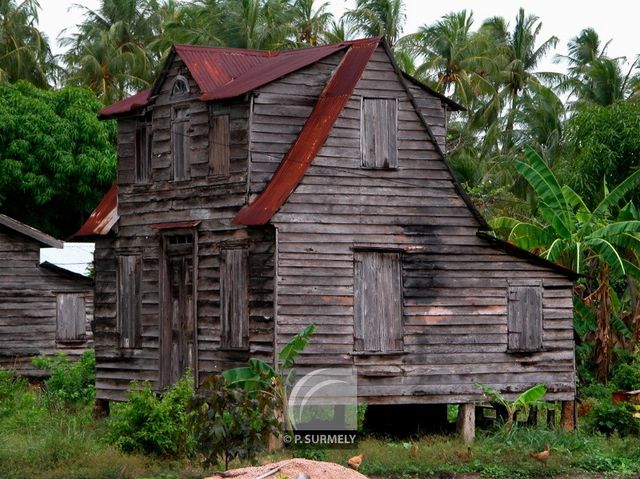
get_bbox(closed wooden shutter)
[172,108,190,180]
[507,285,543,352]
[209,114,230,176]
[135,122,152,183]
[354,251,403,352]
[220,248,249,349]
[117,255,142,348]
[361,98,398,169]
[56,294,86,340]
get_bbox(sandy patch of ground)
[206,458,368,479]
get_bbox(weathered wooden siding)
[94,57,275,400]
[259,46,575,403]
[0,229,93,376]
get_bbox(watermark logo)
[284,367,359,446]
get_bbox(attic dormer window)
[172,75,190,97]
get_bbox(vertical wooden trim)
[172,106,191,181]
[273,226,279,367]
[117,255,142,349]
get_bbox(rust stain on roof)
[74,183,118,237]
[233,37,380,225]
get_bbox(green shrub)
[0,368,29,417]
[32,350,95,408]
[612,361,640,390]
[108,375,195,457]
[586,399,640,436]
[190,373,281,469]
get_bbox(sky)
[38,0,640,74]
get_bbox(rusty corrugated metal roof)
[98,89,151,119]
[233,37,380,225]
[74,183,118,237]
[98,40,378,118]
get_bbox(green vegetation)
[0,81,116,237]
[107,376,196,457]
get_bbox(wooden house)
[77,38,576,424]
[0,214,93,376]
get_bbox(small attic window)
[172,75,190,97]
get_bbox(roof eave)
[0,214,63,248]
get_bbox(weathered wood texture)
[0,228,93,376]
[94,56,275,400]
[94,45,575,404]
[261,46,576,404]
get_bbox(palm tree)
[480,9,558,148]
[61,0,161,100]
[321,17,354,44]
[290,0,332,46]
[555,28,639,107]
[408,10,494,111]
[344,0,406,47]
[492,147,640,381]
[0,0,55,87]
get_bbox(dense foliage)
[107,375,195,457]
[32,350,96,409]
[0,81,116,237]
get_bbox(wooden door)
[161,234,196,387]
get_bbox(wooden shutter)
[354,251,403,352]
[361,98,398,169]
[209,114,230,176]
[172,108,190,180]
[56,294,86,340]
[507,285,543,352]
[135,122,152,183]
[220,248,249,349]
[117,255,142,348]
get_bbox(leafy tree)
[558,101,640,207]
[0,81,116,237]
[0,0,55,87]
[492,147,640,381]
[291,0,333,46]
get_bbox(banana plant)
[491,146,640,380]
[477,383,547,432]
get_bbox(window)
[172,75,190,97]
[172,107,190,180]
[507,284,543,352]
[220,248,249,349]
[135,116,152,183]
[353,251,403,352]
[117,255,142,348]
[56,293,86,341]
[361,98,398,169]
[209,114,230,176]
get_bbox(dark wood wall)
[0,229,93,376]
[94,58,275,401]
[253,46,575,403]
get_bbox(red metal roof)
[98,89,151,119]
[98,39,378,118]
[233,38,380,225]
[74,183,118,237]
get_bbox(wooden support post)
[93,398,110,419]
[547,402,557,428]
[456,403,475,444]
[561,400,575,431]
[527,405,538,426]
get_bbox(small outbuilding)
[0,214,93,376]
[78,38,577,429]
